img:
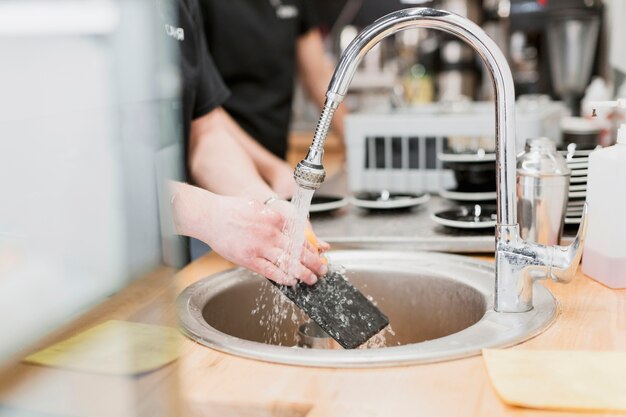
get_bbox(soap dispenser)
[582,99,626,288]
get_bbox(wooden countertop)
[0,132,623,417]
[1,250,625,417]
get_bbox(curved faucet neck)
[295,7,587,314]
[326,7,517,225]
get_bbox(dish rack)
[345,101,565,193]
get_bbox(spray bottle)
[582,99,626,288]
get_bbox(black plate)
[353,191,424,202]
[311,195,343,205]
[298,195,348,213]
[431,204,498,229]
[351,191,429,210]
[443,160,497,192]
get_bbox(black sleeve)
[193,48,230,119]
[191,1,230,119]
[298,0,320,36]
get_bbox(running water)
[251,185,400,348]
[278,186,315,281]
[250,185,315,344]
[251,281,301,345]
[359,325,399,349]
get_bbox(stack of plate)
[438,151,497,202]
[561,146,596,225]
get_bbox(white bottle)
[582,99,626,288]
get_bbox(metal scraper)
[271,269,389,349]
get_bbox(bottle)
[517,137,570,245]
[582,99,626,288]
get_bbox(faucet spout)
[495,204,588,311]
[295,7,587,313]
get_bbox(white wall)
[0,0,183,362]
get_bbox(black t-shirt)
[199,0,319,159]
[159,0,230,149]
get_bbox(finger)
[304,239,318,254]
[304,226,321,250]
[291,262,319,286]
[260,206,286,230]
[260,246,320,285]
[250,257,296,286]
[301,244,328,277]
[317,239,331,253]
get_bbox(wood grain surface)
[0,137,624,417]
[0,250,625,417]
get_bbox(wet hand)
[204,196,327,286]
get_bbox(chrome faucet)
[294,7,588,313]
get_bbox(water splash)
[251,186,400,349]
[251,280,301,345]
[359,325,400,349]
[278,186,315,281]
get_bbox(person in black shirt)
[163,0,328,285]
[199,0,346,198]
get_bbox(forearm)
[169,181,214,241]
[188,109,275,202]
[297,29,347,137]
[219,108,291,180]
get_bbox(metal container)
[297,322,342,350]
[517,138,571,245]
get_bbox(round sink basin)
[177,251,556,367]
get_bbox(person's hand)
[202,196,327,286]
[267,199,330,253]
[266,161,296,200]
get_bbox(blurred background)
[0,0,624,415]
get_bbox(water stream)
[278,186,315,281]
[251,185,397,348]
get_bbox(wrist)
[170,183,216,242]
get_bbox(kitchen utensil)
[297,322,341,349]
[271,269,389,349]
[308,195,349,213]
[444,160,497,192]
[438,188,497,202]
[431,204,497,229]
[547,11,600,115]
[345,101,564,195]
[560,117,601,150]
[516,137,570,245]
[351,191,430,210]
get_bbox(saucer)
[567,200,586,208]
[439,188,497,202]
[570,169,588,177]
[569,191,587,198]
[309,195,349,213]
[566,161,589,170]
[569,176,587,184]
[438,152,496,163]
[568,184,587,192]
[431,204,498,229]
[351,191,430,210]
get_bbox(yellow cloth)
[483,349,626,412]
[24,320,182,375]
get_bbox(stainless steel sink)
[177,251,557,367]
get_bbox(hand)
[267,200,331,254]
[266,162,296,200]
[201,196,327,286]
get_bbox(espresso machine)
[507,0,604,114]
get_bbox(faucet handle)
[548,203,589,284]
